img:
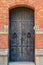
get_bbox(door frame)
[8,6,35,65]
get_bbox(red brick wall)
[0,0,43,49]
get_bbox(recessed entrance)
[9,7,35,62]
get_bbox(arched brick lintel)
[8,3,35,11]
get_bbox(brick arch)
[8,3,35,11]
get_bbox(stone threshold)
[9,62,35,65]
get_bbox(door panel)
[9,7,34,62]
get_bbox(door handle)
[27,32,31,38]
[13,32,17,38]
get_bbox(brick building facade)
[0,0,43,65]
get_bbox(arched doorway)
[9,7,35,62]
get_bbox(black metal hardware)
[27,32,31,38]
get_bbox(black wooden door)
[9,7,34,62]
